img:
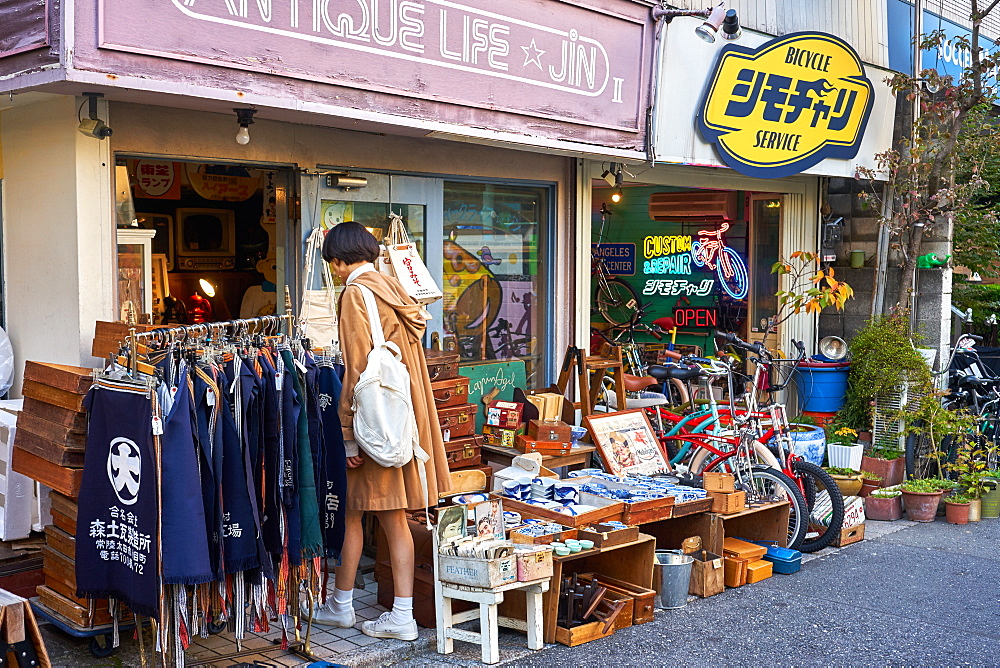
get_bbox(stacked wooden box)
[11,362,91,499]
[426,349,483,475]
[37,492,121,627]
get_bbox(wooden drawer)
[445,435,482,469]
[431,376,469,408]
[424,349,460,382]
[436,403,477,439]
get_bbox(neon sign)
[642,279,715,296]
[643,235,693,275]
[674,308,718,328]
[644,254,692,275]
[691,223,749,300]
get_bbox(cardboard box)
[723,556,748,587]
[515,547,553,581]
[486,401,525,429]
[527,419,573,442]
[688,550,725,598]
[709,490,746,514]
[842,496,866,527]
[703,472,735,493]
[746,559,773,583]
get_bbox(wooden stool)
[435,577,548,665]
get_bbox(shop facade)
[579,15,897,364]
[0,0,657,392]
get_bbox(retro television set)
[174,208,237,270]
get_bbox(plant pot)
[945,501,970,524]
[981,486,1000,518]
[901,490,945,522]
[858,431,872,443]
[864,495,903,521]
[968,498,982,522]
[859,479,881,497]
[829,473,864,497]
[827,442,864,470]
[861,455,905,487]
[786,424,826,466]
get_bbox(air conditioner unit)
[648,191,738,221]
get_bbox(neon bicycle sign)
[691,223,749,300]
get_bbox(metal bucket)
[652,550,694,609]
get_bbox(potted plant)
[947,439,990,522]
[861,437,905,487]
[824,466,864,496]
[945,494,972,524]
[865,488,903,521]
[825,425,863,471]
[900,478,946,522]
[859,471,883,497]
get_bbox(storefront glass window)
[751,198,781,332]
[441,182,547,384]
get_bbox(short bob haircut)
[322,221,380,265]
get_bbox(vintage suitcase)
[445,435,482,469]
[514,435,572,455]
[431,376,470,408]
[436,403,477,439]
[423,349,460,382]
[526,419,573,442]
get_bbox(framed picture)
[436,506,468,544]
[583,409,670,477]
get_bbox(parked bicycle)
[593,204,643,327]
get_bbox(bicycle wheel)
[748,465,808,551]
[793,460,845,553]
[719,247,749,300]
[595,278,640,326]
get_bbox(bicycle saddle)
[648,364,701,381]
[622,374,657,392]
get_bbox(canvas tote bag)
[384,212,444,305]
[299,228,339,348]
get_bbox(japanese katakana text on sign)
[697,32,874,179]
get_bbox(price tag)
[206,388,216,406]
[152,416,164,435]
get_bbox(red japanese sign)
[132,160,181,199]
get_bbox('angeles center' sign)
[697,32,874,179]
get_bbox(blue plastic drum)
[795,358,850,413]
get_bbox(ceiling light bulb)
[611,189,623,204]
[236,125,251,145]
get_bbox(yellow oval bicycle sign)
[697,32,874,179]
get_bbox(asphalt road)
[400,517,1000,667]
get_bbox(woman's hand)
[346,455,364,469]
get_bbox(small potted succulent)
[859,471,883,497]
[824,466,864,497]
[900,478,946,522]
[861,437,905,487]
[944,494,972,524]
[865,488,903,521]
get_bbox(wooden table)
[482,443,596,472]
[499,533,655,644]
[640,501,790,554]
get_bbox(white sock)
[389,596,414,625]
[330,587,354,614]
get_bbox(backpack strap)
[351,284,386,349]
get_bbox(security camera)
[78,118,113,140]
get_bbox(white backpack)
[350,282,429,510]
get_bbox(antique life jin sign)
[697,32,874,179]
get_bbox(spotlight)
[818,336,848,361]
[78,92,113,140]
[611,189,623,204]
[234,108,257,145]
[694,3,728,43]
[721,9,741,40]
[602,163,618,187]
[325,174,369,190]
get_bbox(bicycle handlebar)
[716,331,767,358]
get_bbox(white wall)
[0,96,115,391]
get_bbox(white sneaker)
[361,611,418,641]
[303,600,356,628]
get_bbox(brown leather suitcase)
[424,349,459,382]
[436,403,477,439]
[431,376,469,408]
[445,435,482,469]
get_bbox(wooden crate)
[688,550,725,598]
[36,585,113,628]
[703,472,735,493]
[709,491,746,514]
[438,554,517,588]
[575,524,639,548]
[554,619,616,647]
[42,546,82,604]
[567,477,675,524]
[20,382,87,413]
[49,492,78,535]
[91,321,156,361]
[495,493,624,529]
[723,556,748,587]
[23,361,93,395]
[16,412,86,449]
[672,497,713,518]
[510,525,577,545]
[578,573,656,625]
[44,525,75,561]
[12,430,85,468]
[12,447,82,498]
[746,559,773,583]
[833,523,865,547]
[21,398,87,432]
[515,548,554,581]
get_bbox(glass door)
[749,195,782,352]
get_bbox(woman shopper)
[309,222,451,640]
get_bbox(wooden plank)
[50,510,76,538]
[12,430,85,468]
[23,599,52,668]
[36,586,112,628]
[49,492,78,523]
[5,596,25,644]
[43,525,75,561]
[832,523,865,547]
[21,398,87,432]
[21,382,86,413]
[23,362,93,395]
[11,447,82,498]
[16,411,86,445]
[92,321,156,360]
